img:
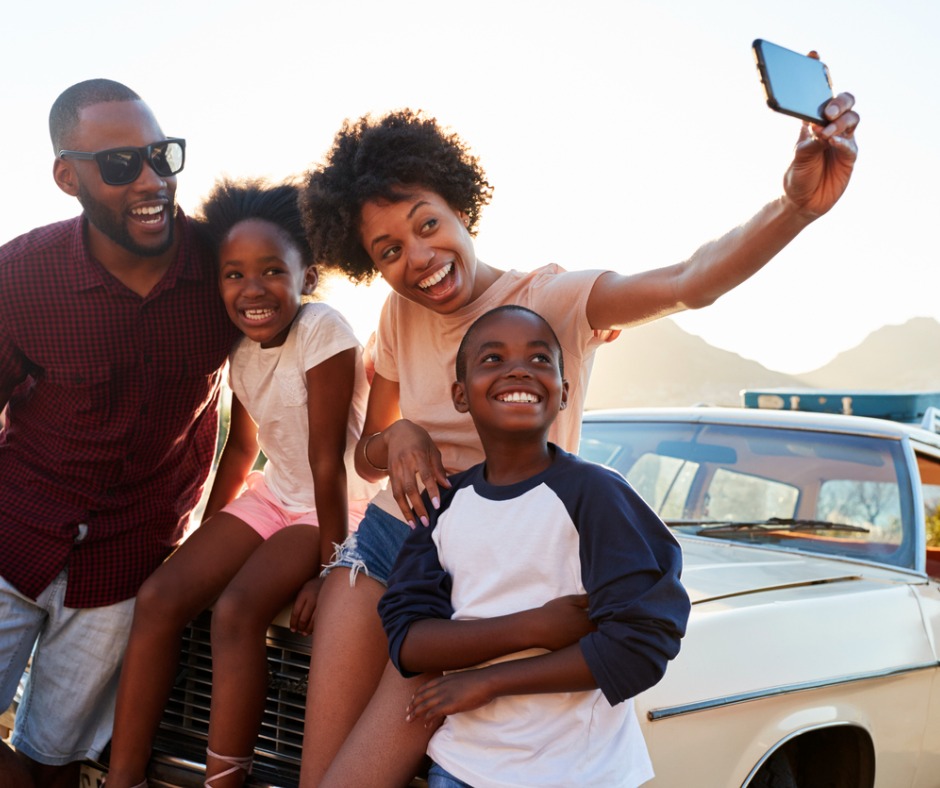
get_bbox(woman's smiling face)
[359,189,487,314]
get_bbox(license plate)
[79,763,107,788]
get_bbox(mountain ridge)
[584,316,940,409]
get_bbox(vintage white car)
[85,391,940,787]
[579,394,940,788]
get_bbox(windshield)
[579,420,916,570]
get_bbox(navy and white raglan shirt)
[379,446,690,788]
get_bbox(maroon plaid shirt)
[0,212,239,607]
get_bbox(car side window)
[916,453,940,579]
[917,453,940,547]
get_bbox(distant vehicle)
[80,391,940,787]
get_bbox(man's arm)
[586,92,859,331]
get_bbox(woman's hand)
[783,90,859,219]
[383,419,450,527]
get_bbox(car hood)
[641,536,936,722]
[676,536,914,604]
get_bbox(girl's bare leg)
[106,515,262,788]
[205,524,322,786]
[299,568,388,786]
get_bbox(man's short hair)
[49,79,141,152]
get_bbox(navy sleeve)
[552,454,690,705]
[378,511,455,677]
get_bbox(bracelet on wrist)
[363,431,389,473]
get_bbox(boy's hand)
[384,419,450,527]
[533,594,596,650]
[290,578,322,635]
[406,670,495,726]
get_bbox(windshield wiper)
[665,517,870,536]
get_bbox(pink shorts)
[221,472,370,540]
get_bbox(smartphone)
[752,39,833,124]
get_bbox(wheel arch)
[743,722,875,788]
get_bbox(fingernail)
[420,515,429,527]
[407,519,416,529]
[825,104,838,119]
[432,496,440,509]
[822,124,836,138]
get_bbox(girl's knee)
[211,586,266,644]
[134,573,186,624]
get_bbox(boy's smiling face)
[453,308,568,439]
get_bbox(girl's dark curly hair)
[195,177,313,267]
[300,109,494,283]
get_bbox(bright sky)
[2,0,937,374]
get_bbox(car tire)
[750,750,799,788]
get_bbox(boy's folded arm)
[405,645,599,726]
[398,596,592,674]
[573,465,693,705]
[457,645,597,704]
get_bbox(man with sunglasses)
[0,79,238,787]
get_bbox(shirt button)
[74,523,89,543]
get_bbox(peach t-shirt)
[370,264,615,519]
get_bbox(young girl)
[105,178,380,788]
[298,102,859,787]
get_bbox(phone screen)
[752,39,833,124]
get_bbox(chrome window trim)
[647,660,938,721]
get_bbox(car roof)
[582,405,940,451]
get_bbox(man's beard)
[78,183,176,258]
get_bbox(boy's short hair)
[195,178,313,267]
[299,109,494,283]
[49,79,141,152]
[455,305,565,383]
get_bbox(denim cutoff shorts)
[325,503,413,586]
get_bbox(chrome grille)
[153,610,311,785]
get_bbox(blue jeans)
[428,762,476,788]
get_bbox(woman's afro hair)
[299,109,493,283]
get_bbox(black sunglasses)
[58,138,186,186]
